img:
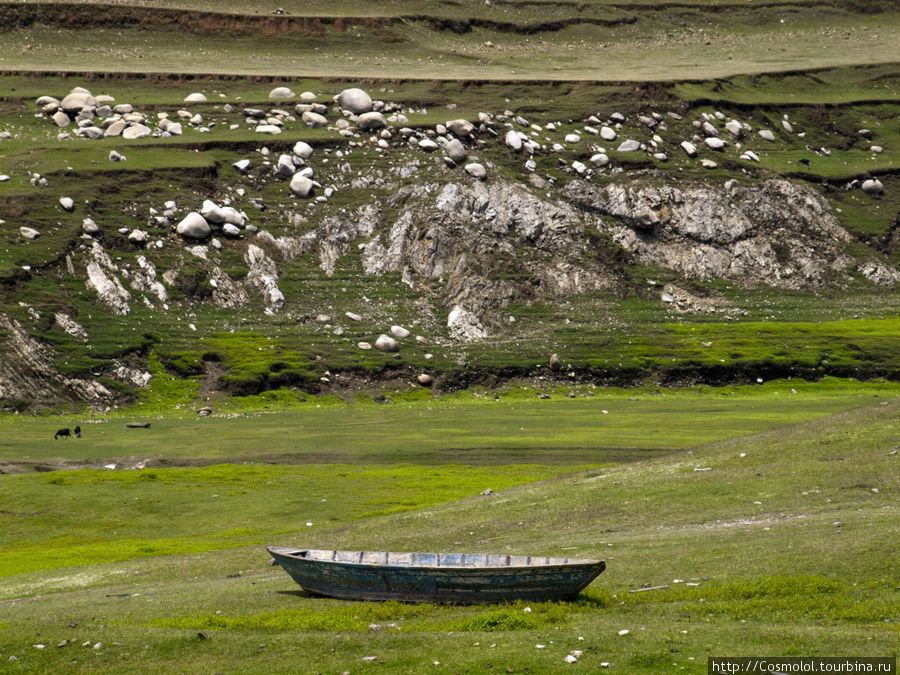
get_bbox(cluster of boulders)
[30,84,888,206]
[35,87,191,141]
[175,200,251,240]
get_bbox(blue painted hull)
[267,547,606,603]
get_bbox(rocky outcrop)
[0,313,113,409]
[564,176,853,289]
[85,241,131,315]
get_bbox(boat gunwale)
[267,546,605,571]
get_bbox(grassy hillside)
[0,64,898,411]
[1,0,899,79]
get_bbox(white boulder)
[374,334,400,352]
[337,88,373,114]
[176,212,211,239]
[269,86,295,99]
[289,174,315,198]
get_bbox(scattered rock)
[444,138,467,164]
[465,162,487,179]
[122,124,151,139]
[293,141,313,159]
[617,139,641,152]
[184,92,207,102]
[446,119,475,137]
[505,129,523,152]
[20,227,41,239]
[269,86,295,99]
[357,111,386,131]
[289,174,315,198]
[59,197,75,211]
[417,373,433,386]
[374,334,400,352]
[861,179,883,195]
[758,129,776,142]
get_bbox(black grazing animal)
[74,425,81,438]
[798,158,811,168]
[54,428,71,439]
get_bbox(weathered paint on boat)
[266,547,606,603]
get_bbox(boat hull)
[267,547,606,603]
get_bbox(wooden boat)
[266,546,606,603]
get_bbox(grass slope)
[0,394,896,672]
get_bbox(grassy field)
[0,388,897,672]
[2,1,898,80]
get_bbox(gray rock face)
[564,177,853,289]
[337,88,373,114]
[176,212,212,239]
[447,306,488,341]
[85,241,131,315]
[857,259,900,287]
[0,313,112,408]
[244,244,284,312]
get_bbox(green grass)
[2,378,897,466]
[0,463,583,577]
[1,5,898,80]
[0,393,897,672]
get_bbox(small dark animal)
[54,428,71,439]
[74,425,81,438]
[798,158,810,168]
